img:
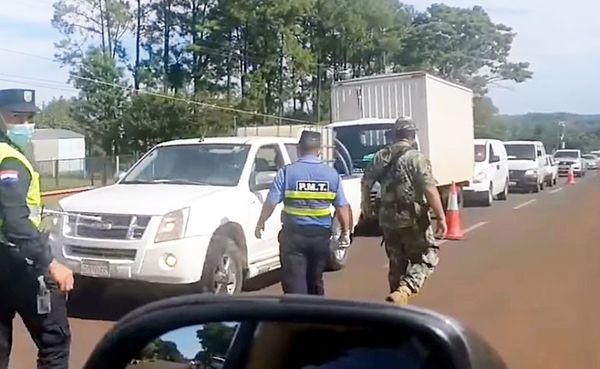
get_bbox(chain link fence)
[36,154,140,192]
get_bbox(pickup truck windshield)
[122,144,251,186]
[554,151,580,159]
[334,123,394,168]
[474,144,486,162]
[505,144,535,161]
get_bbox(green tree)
[119,94,194,152]
[34,97,81,133]
[397,4,532,96]
[52,0,132,65]
[473,96,499,137]
[136,339,186,363]
[71,49,129,155]
[195,323,236,364]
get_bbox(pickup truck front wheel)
[198,236,244,295]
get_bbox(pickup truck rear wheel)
[198,236,243,295]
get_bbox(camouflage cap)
[393,117,417,131]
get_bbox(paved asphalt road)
[9,172,600,369]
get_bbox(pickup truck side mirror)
[83,295,508,369]
[537,150,543,157]
[251,171,277,191]
[116,171,126,181]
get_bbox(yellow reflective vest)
[0,142,42,243]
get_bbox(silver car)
[582,154,600,170]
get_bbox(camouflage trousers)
[382,225,439,294]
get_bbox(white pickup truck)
[49,136,361,295]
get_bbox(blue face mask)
[6,123,35,150]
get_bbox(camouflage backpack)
[378,145,426,229]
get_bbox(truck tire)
[497,179,508,200]
[482,184,493,207]
[198,236,244,295]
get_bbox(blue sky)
[1,0,598,115]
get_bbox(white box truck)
[329,71,475,208]
[234,72,474,236]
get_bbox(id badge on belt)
[36,275,52,315]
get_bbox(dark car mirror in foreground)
[83,295,507,369]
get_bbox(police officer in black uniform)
[0,89,74,369]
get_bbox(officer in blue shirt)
[255,131,351,295]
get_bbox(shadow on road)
[242,270,281,292]
[67,278,189,321]
[67,271,284,321]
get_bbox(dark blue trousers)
[278,225,331,295]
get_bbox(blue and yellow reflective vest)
[281,155,343,229]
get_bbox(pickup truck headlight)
[525,169,537,176]
[155,208,190,243]
[473,171,487,183]
[41,204,63,235]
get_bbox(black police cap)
[0,89,36,114]
[299,130,321,149]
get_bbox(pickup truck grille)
[67,213,151,240]
[65,245,136,261]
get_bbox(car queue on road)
[464,138,599,208]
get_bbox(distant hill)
[499,113,600,134]
[479,112,600,151]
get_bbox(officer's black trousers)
[278,225,331,295]
[0,256,70,369]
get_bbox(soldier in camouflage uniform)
[361,118,447,305]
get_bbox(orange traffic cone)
[567,167,576,185]
[445,182,464,240]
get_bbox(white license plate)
[509,181,517,186]
[81,260,110,278]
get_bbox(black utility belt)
[282,224,332,236]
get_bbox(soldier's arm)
[0,158,52,268]
[410,154,445,221]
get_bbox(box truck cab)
[504,141,547,193]
[463,139,509,206]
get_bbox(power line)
[0,71,314,124]
[0,77,78,93]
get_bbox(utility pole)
[316,63,321,124]
[558,121,567,149]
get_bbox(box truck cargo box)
[330,71,475,189]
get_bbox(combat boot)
[386,286,412,305]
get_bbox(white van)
[504,141,547,192]
[464,139,509,206]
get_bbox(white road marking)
[513,199,537,210]
[549,188,563,194]
[463,221,489,233]
[382,221,489,268]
